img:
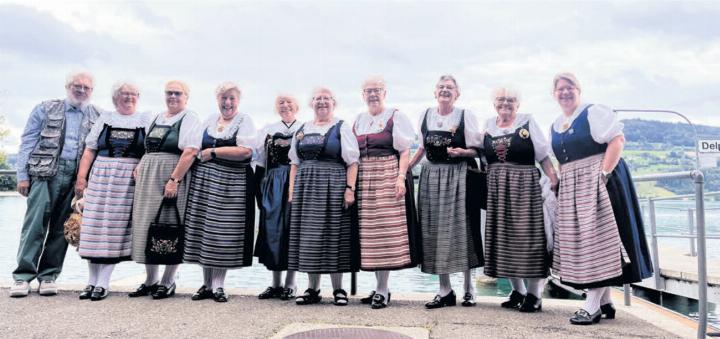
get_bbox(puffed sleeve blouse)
[85,110,152,150]
[551,103,623,144]
[288,118,360,166]
[147,109,203,150]
[352,108,416,152]
[416,107,483,149]
[202,112,256,150]
[482,113,551,162]
[253,121,301,168]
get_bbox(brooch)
[518,128,530,139]
[296,131,304,141]
[568,128,574,135]
[449,126,457,136]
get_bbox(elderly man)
[10,72,101,297]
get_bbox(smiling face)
[311,88,335,121]
[66,74,94,106]
[275,96,298,122]
[114,84,139,115]
[362,79,386,111]
[493,89,519,119]
[217,89,240,119]
[165,82,188,114]
[434,79,459,105]
[554,78,581,114]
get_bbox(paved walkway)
[0,285,700,338]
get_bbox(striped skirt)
[78,156,139,263]
[287,160,359,273]
[418,161,482,274]
[483,163,548,278]
[131,153,189,264]
[183,160,254,269]
[255,165,291,271]
[357,155,413,271]
[552,153,628,288]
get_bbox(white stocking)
[508,277,527,295]
[583,288,604,313]
[438,274,452,296]
[330,273,343,291]
[160,264,179,286]
[375,270,390,298]
[144,264,160,285]
[307,273,321,290]
[87,262,100,286]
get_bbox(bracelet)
[345,184,355,192]
[398,173,406,180]
[169,177,182,184]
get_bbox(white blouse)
[202,112,256,150]
[147,110,203,150]
[288,118,360,166]
[416,107,483,148]
[353,108,416,152]
[551,103,623,144]
[85,110,153,150]
[482,113,551,162]
[253,120,301,167]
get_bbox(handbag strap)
[153,197,182,224]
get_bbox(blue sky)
[0,0,718,152]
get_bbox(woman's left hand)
[343,188,355,209]
[199,149,212,162]
[164,180,178,198]
[395,177,406,199]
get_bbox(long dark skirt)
[287,160,359,274]
[254,165,291,271]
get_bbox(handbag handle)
[153,197,182,225]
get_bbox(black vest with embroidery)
[295,121,344,164]
[420,108,467,164]
[145,115,184,154]
[482,121,535,166]
[97,124,146,159]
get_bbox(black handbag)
[145,198,184,265]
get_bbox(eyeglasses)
[554,86,576,93]
[363,88,384,94]
[165,91,184,97]
[71,84,93,92]
[121,92,139,98]
[437,85,456,90]
[495,97,517,104]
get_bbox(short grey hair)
[165,80,190,97]
[437,74,459,90]
[553,72,581,93]
[309,86,337,107]
[111,82,139,106]
[361,75,386,89]
[491,86,522,104]
[275,94,299,113]
[215,81,242,99]
[65,71,94,88]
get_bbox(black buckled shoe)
[258,286,282,299]
[296,288,322,305]
[90,286,109,301]
[371,293,391,309]
[213,288,228,302]
[151,283,176,300]
[570,308,602,325]
[501,290,525,309]
[461,292,476,307]
[191,285,213,301]
[280,287,296,300]
[601,303,616,319]
[360,290,376,305]
[333,289,349,306]
[79,285,94,300]
[128,282,159,298]
[425,290,456,309]
[519,293,542,313]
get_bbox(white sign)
[698,139,720,153]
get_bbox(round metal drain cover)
[284,328,412,339]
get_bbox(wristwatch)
[601,169,612,181]
[210,148,217,159]
[345,184,355,192]
[169,177,182,184]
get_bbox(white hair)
[111,82,139,106]
[215,81,241,99]
[65,71,94,87]
[491,86,522,103]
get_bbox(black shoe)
[461,292,476,307]
[425,290,456,309]
[191,285,213,301]
[90,287,109,301]
[360,290,376,305]
[296,288,322,305]
[79,285,94,300]
[570,308,602,325]
[371,293,390,309]
[213,288,228,302]
[258,286,282,299]
[151,283,176,299]
[501,290,525,309]
[601,303,616,319]
[280,287,296,300]
[333,289,349,306]
[128,282,159,298]
[519,293,542,313]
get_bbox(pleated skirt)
[418,161,482,274]
[552,153,627,288]
[254,165,291,271]
[131,153,189,264]
[78,156,139,263]
[357,155,416,271]
[183,160,255,269]
[287,160,359,273]
[483,163,548,278]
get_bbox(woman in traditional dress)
[287,87,360,306]
[75,82,150,301]
[550,72,653,324]
[130,80,202,299]
[353,76,418,309]
[409,75,484,309]
[254,94,300,301]
[183,82,256,302]
[480,86,558,312]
